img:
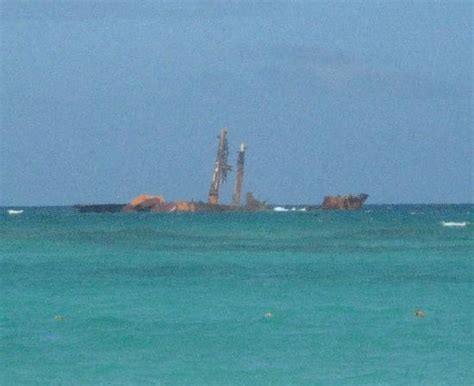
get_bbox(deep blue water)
[1,205,472,385]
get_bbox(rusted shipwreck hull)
[122,193,267,213]
[321,194,368,210]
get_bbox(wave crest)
[441,221,469,227]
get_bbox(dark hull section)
[74,202,266,213]
[194,202,240,212]
[193,202,267,212]
[74,204,125,213]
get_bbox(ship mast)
[208,128,231,205]
[231,143,246,207]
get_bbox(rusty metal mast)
[231,143,246,207]
[208,128,231,205]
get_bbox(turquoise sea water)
[1,205,472,385]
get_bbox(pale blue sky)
[1,1,472,205]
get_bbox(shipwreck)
[74,128,368,213]
[75,128,266,213]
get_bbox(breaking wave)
[441,221,469,227]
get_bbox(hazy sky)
[1,1,472,205]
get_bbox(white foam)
[7,209,23,215]
[441,221,468,227]
[273,206,289,212]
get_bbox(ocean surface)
[1,205,472,385]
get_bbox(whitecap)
[273,206,289,212]
[441,221,469,227]
[7,209,23,215]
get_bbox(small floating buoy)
[415,309,425,318]
[54,315,65,321]
[264,312,273,320]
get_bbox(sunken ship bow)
[321,193,368,210]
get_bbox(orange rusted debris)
[321,194,368,210]
[125,194,196,213]
[175,201,196,212]
[149,202,174,212]
[129,194,165,207]
[124,194,166,212]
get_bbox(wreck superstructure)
[208,128,232,205]
[231,143,246,207]
[114,128,267,213]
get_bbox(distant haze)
[1,1,472,206]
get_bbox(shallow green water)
[1,205,472,385]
